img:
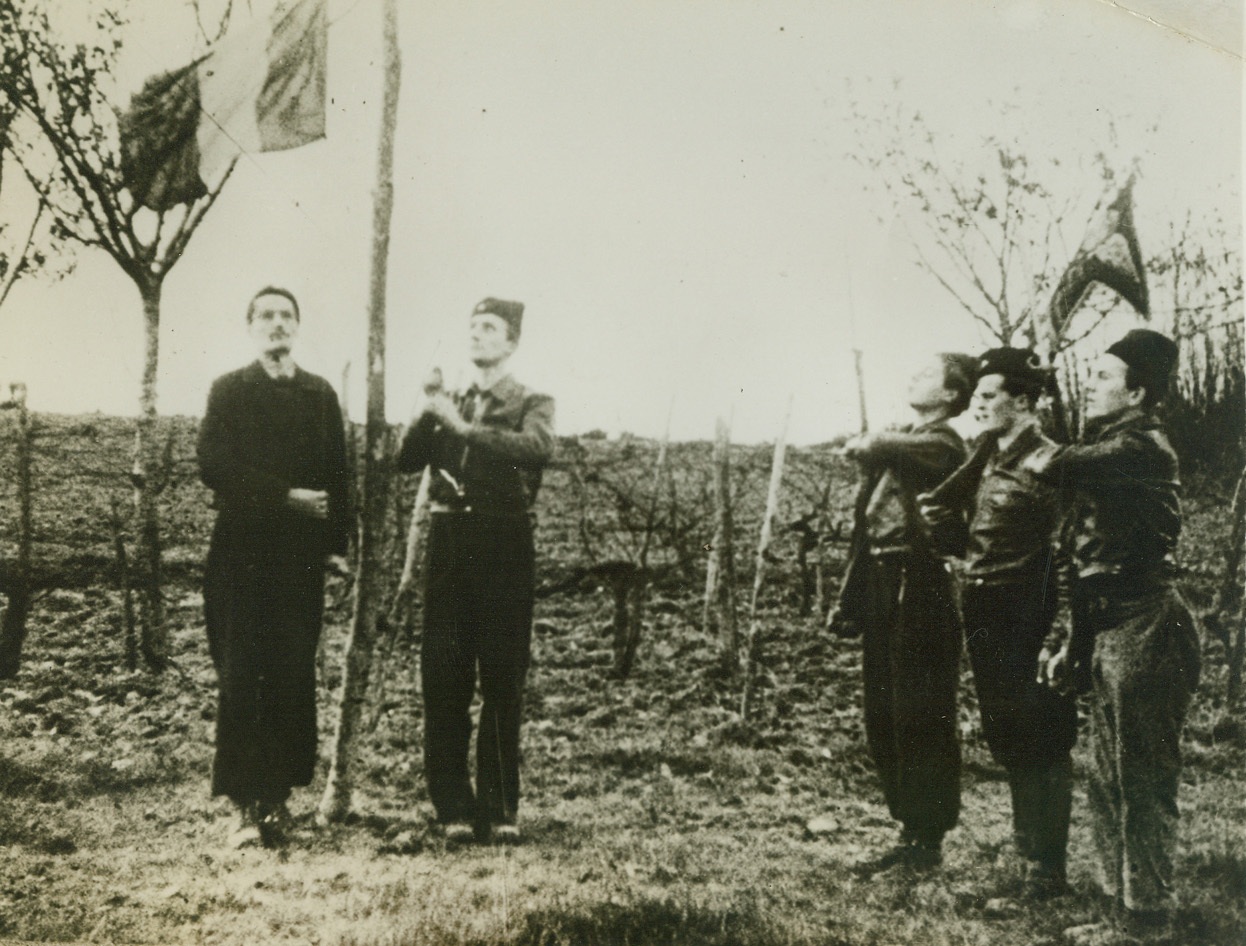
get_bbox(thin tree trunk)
[134,278,167,670]
[320,0,401,824]
[0,385,33,679]
[108,495,138,672]
[740,399,792,720]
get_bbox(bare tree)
[845,86,1145,354]
[0,0,235,668]
[0,149,50,312]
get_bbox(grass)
[0,414,1240,945]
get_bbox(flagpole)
[320,0,401,824]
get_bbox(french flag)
[120,0,327,212]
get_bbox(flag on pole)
[120,0,327,211]
[1047,176,1149,338]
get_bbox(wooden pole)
[702,415,738,664]
[740,396,792,719]
[846,262,868,435]
[319,0,401,824]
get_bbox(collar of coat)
[243,360,320,389]
[1083,406,1160,443]
[992,421,1048,469]
[464,373,522,405]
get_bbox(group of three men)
[836,332,1199,944]
[196,288,552,848]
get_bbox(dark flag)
[1047,176,1149,338]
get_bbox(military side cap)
[978,347,1050,393]
[472,297,525,337]
[1106,329,1178,392]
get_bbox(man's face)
[248,294,300,357]
[970,373,1027,436]
[907,356,956,412]
[469,313,516,367]
[1085,353,1143,422]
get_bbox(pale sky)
[0,0,1241,443]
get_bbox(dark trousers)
[861,552,963,844]
[422,513,535,826]
[1076,582,1199,912]
[204,551,325,806]
[962,580,1077,870]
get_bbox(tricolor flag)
[1047,176,1149,338]
[120,0,327,212]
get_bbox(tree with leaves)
[0,0,236,668]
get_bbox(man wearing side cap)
[920,348,1076,900]
[1024,330,1199,944]
[835,352,976,875]
[397,298,555,844]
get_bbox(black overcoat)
[197,362,352,804]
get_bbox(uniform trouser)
[861,551,963,845]
[421,512,535,826]
[1075,581,1200,913]
[962,579,1077,871]
[204,551,326,806]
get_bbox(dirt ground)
[0,416,1241,945]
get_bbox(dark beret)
[978,347,1050,393]
[1106,329,1178,391]
[472,297,524,337]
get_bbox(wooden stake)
[703,415,738,664]
[740,396,792,719]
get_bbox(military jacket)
[397,374,555,515]
[923,423,1059,585]
[1034,408,1181,582]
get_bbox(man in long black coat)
[197,287,352,847]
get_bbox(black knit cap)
[1106,329,1178,393]
[472,297,524,338]
[978,346,1050,395]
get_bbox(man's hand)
[286,488,329,519]
[409,367,445,423]
[841,433,875,460]
[1038,642,1069,687]
[1021,442,1059,475]
[325,554,351,578]
[426,392,469,435]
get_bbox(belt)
[430,501,473,514]
[429,501,530,518]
